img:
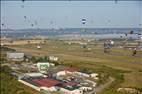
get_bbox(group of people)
[103,40,137,56]
[103,40,114,53]
[132,48,137,56]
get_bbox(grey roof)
[48,65,67,74]
[7,52,24,59]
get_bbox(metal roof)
[32,78,60,88]
[7,52,24,58]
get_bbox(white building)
[37,45,41,49]
[60,88,83,94]
[90,73,99,80]
[55,67,78,77]
[74,72,90,77]
[49,56,59,61]
[24,72,47,77]
[7,52,24,61]
[19,77,60,92]
[37,62,55,74]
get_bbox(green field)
[0,66,41,94]
[6,39,142,94]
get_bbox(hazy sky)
[1,1,142,29]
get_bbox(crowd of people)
[103,40,138,56]
[103,40,114,53]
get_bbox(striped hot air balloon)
[82,19,86,24]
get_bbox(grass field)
[6,39,142,94]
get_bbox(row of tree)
[31,56,59,66]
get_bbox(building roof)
[60,81,80,91]
[7,52,24,59]
[32,78,60,88]
[51,65,79,74]
[25,73,44,77]
[63,82,78,87]
[49,66,66,74]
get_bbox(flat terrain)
[5,39,142,93]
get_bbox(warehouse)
[19,76,60,92]
[7,52,24,61]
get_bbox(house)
[7,52,24,61]
[37,62,55,74]
[24,73,47,77]
[74,72,90,77]
[90,73,99,80]
[19,76,60,92]
[32,78,60,91]
[19,75,83,94]
[49,56,59,61]
[56,67,78,77]
[60,88,83,94]
[58,82,83,94]
[18,65,98,94]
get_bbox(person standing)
[104,40,110,53]
[132,48,137,56]
[104,41,107,53]
[110,40,114,47]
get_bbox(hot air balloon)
[31,24,34,27]
[107,19,111,23]
[21,0,25,8]
[1,23,4,26]
[34,21,38,25]
[22,0,25,2]
[82,19,86,24]
[21,5,24,8]
[50,21,53,25]
[115,0,118,4]
[24,16,27,19]
[81,18,87,32]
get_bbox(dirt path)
[95,77,115,93]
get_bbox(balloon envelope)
[24,16,27,19]
[22,0,25,2]
[82,19,86,24]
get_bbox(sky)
[1,0,142,29]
